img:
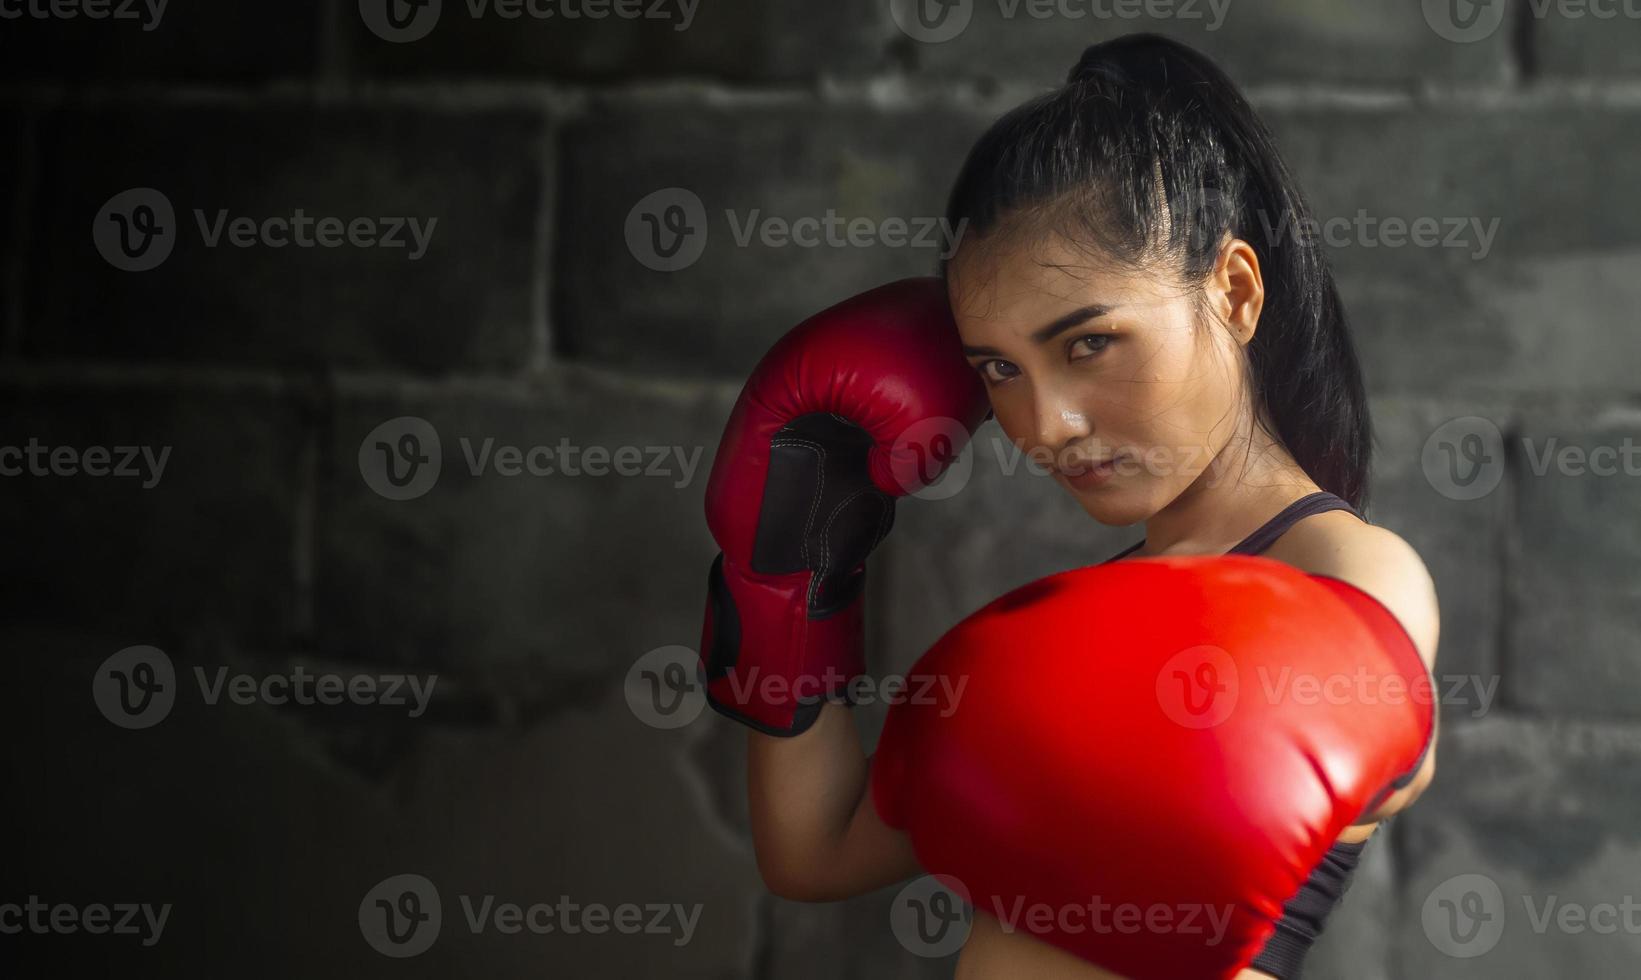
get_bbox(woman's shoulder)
[1266,510,1441,670]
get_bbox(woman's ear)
[1217,238,1265,347]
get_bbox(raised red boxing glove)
[699,279,990,736]
[871,555,1434,979]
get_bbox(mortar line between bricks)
[489,77,1641,110]
[1385,810,1413,979]
[316,0,349,97]
[1495,412,1524,714]
[0,362,310,392]
[292,390,320,643]
[1511,0,1541,84]
[0,81,584,111]
[8,77,1641,110]
[9,363,1641,414]
[530,113,556,372]
[749,892,776,980]
[0,361,747,408]
[0,107,35,358]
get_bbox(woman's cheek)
[987,399,1036,455]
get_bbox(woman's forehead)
[949,247,1166,326]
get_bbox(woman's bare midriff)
[951,822,1379,979]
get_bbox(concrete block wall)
[2,2,1638,976]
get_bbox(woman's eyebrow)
[1032,304,1116,344]
[961,304,1117,357]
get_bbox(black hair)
[941,32,1375,512]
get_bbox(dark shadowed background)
[2,1,1640,977]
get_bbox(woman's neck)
[1132,416,1319,558]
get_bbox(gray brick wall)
[2,2,1638,977]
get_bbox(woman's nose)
[1033,390,1094,458]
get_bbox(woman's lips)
[1059,454,1123,489]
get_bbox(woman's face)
[949,231,1260,527]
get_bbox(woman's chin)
[1066,484,1149,528]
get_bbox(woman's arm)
[748,701,923,901]
[1292,522,1442,825]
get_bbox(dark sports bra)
[1101,490,1399,979]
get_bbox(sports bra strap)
[1103,490,1358,563]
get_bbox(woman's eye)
[1072,334,1112,358]
[981,360,1019,384]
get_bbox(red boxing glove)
[699,279,989,736]
[871,555,1434,979]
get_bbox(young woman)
[730,33,1440,979]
